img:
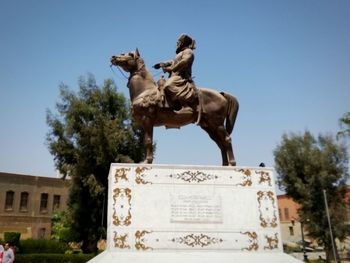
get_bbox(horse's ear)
[135,48,140,57]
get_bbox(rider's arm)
[171,49,193,72]
[160,60,173,67]
[153,60,172,69]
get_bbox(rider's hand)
[163,65,172,73]
[153,63,161,69]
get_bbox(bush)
[283,244,303,253]
[15,253,95,263]
[20,239,69,254]
[4,232,21,247]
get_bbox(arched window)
[53,195,61,210]
[38,227,46,239]
[20,192,29,211]
[40,193,48,212]
[5,190,15,210]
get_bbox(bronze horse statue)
[110,49,239,166]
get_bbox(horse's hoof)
[228,161,236,166]
[143,159,153,164]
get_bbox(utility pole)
[323,189,337,262]
[300,220,308,262]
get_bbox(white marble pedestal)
[88,164,302,263]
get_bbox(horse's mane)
[136,57,155,82]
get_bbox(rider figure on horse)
[153,34,197,114]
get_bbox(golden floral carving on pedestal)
[257,191,277,228]
[168,171,218,183]
[241,231,259,251]
[171,233,223,247]
[112,188,132,226]
[113,231,130,249]
[135,230,153,250]
[114,167,130,183]
[135,166,152,184]
[264,233,279,250]
[256,170,272,186]
[235,169,252,187]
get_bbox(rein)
[195,90,203,125]
[110,57,162,81]
[110,64,129,80]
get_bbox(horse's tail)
[221,92,239,134]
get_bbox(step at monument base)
[89,250,302,263]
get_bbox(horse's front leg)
[143,118,154,164]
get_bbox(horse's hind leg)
[201,126,229,166]
[204,124,236,166]
[217,125,236,166]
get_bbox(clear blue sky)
[0,0,349,177]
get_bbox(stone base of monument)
[88,164,302,263]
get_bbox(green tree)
[46,74,145,252]
[337,112,350,139]
[51,211,79,243]
[274,131,349,261]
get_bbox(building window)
[289,226,294,236]
[284,208,289,220]
[53,195,61,210]
[20,192,29,212]
[38,228,46,239]
[5,191,14,211]
[40,193,48,212]
[278,209,282,220]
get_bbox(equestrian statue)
[110,34,239,166]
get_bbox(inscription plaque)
[170,194,222,223]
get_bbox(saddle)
[156,76,199,112]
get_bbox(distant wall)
[0,172,69,240]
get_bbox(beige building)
[277,192,350,253]
[0,172,69,240]
[277,194,304,245]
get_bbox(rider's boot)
[174,89,198,115]
[175,102,193,115]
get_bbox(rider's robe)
[164,47,196,104]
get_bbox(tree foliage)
[51,211,79,243]
[274,131,349,259]
[337,112,350,139]
[46,74,145,252]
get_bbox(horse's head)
[110,49,142,73]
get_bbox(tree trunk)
[325,243,341,263]
[325,247,332,263]
[82,239,98,253]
